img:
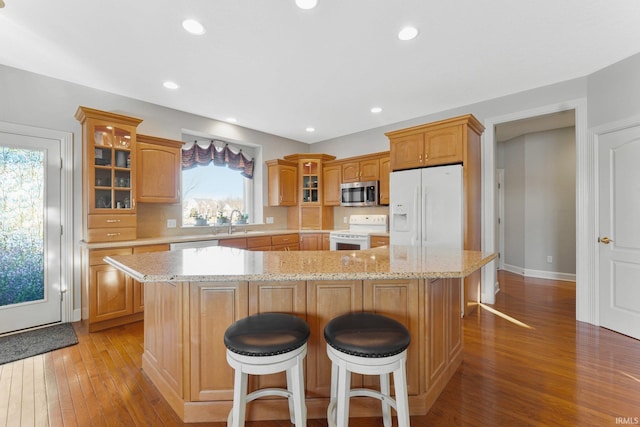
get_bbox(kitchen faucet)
[228,209,242,234]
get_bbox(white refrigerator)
[390,164,463,249]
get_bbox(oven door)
[329,233,370,251]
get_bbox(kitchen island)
[106,245,495,423]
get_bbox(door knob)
[598,237,613,244]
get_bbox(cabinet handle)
[106,219,121,223]
[106,233,121,237]
[419,154,422,162]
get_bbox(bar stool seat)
[324,312,411,427]
[224,313,310,427]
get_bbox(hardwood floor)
[2,271,639,426]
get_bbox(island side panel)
[248,281,307,392]
[190,281,249,402]
[142,281,186,418]
[363,279,421,396]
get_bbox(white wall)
[0,64,309,312]
[499,128,576,278]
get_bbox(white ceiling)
[1,1,639,144]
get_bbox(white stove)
[329,215,388,251]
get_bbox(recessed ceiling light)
[370,107,383,113]
[295,0,318,10]
[226,117,237,123]
[305,127,315,132]
[182,19,206,35]
[398,26,419,41]
[163,81,179,90]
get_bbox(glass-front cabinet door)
[301,160,320,204]
[92,124,135,212]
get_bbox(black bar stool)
[324,312,411,427]
[224,312,310,427]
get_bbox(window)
[181,139,255,227]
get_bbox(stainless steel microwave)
[340,181,379,207]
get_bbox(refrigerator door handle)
[413,187,420,246]
[423,187,428,244]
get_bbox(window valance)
[181,140,254,179]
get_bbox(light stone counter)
[105,245,495,283]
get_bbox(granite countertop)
[105,245,495,283]
[81,229,388,249]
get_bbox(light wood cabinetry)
[271,233,299,251]
[82,243,170,332]
[300,233,323,250]
[370,235,389,248]
[342,157,380,183]
[246,235,272,251]
[386,114,484,171]
[379,156,391,205]
[218,237,248,249]
[266,159,297,206]
[75,106,142,243]
[284,154,336,230]
[136,134,183,203]
[322,163,342,206]
[322,233,330,250]
[142,277,464,422]
[386,114,484,314]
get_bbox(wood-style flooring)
[1,271,639,426]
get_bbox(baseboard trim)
[502,264,576,282]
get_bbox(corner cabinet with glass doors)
[75,106,145,332]
[284,153,336,229]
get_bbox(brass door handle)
[598,237,613,244]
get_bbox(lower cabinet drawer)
[86,227,137,242]
[271,234,298,246]
[88,214,137,229]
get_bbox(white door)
[390,169,421,246]
[421,165,463,249]
[598,125,640,340]
[0,132,61,334]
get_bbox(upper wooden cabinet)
[322,163,341,206]
[341,157,379,183]
[75,106,143,243]
[266,159,297,206]
[379,156,391,205]
[386,114,484,171]
[284,154,336,230]
[136,134,183,203]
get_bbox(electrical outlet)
[266,216,274,224]
[547,256,553,263]
[343,216,348,224]
[167,219,177,228]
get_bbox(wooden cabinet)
[284,154,336,230]
[322,233,330,251]
[271,233,299,251]
[379,156,391,205]
[370,235,389,248]
[142,277,464,422]
[246,235,272,251]
[266,159,297,206]
[426,278,462,391]
[75,106,142,243]
[83,244,169,332]
[218,237,248,249]
[306,280,363,397]
[189,281,248,402]
[322,163,342,206]
[363,279,420,395]
[386,114,484,171]
[136,134,183,203]
[300,233,323,250]
[342,158,379,183]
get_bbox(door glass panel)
[0,147,45,307]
